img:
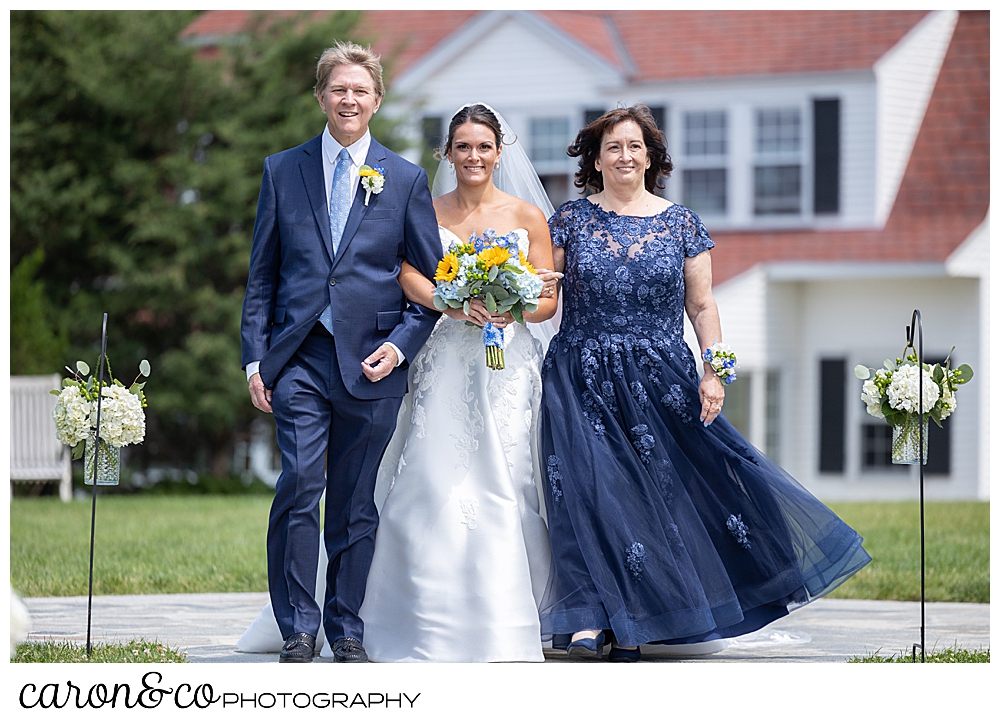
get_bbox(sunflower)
[434,253,460,282]
[477,246,510,269]
[518,251,537,275]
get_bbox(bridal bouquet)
[432,228,543,370]
[855,349,972,463]
[52,357,150,484]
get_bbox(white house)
[184,10,989,500]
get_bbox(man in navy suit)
[240,41,442,663]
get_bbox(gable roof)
[182,10,930,82]
[180,10,478,75]
[709,11,988,284]
[181,10,988,283]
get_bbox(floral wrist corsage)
[703,342,738,385]
[359,164,385,205]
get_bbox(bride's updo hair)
[568,104,673,194]
[438,104,504,159]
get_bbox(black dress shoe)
[332,637,368,663]
[279,633,316,663]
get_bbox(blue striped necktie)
[319,148,352,334]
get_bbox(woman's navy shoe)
[551,633,572,651]
[566,631,605,659]
[608,645,641,663]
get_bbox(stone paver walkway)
[23,593,989,662]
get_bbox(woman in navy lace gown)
[539,106,871,662]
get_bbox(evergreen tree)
[11,10,404,478]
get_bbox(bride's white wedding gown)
[238,227,552,662]
[360,227,550,662]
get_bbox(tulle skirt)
[538,336,871,647]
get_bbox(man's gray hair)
[315,40,384,99]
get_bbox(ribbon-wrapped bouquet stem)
[432,228,543,370]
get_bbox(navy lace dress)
[538,200,871,647]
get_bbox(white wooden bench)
[10,374,72,502]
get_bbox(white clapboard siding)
[10,374,72,502]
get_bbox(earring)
[449,161,454,170]
[494,161,500,170]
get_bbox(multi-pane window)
[755,108,803,215]
[683,169,727,214]
[756,109,801,153]
[530,118,571,162]
[861,424,898,470]
[754,165,801,214]
[684,111,727,156]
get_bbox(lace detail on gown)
[538,200,871,647]
[358,226,552,662]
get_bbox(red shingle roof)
[182,10,930,81]
[181,10,477,77]
[709,11,988,284]
[606,10,929,80]
[181,10,988,281]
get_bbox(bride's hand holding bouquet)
[432,228,544,369]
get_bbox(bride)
[359,103,559,662]
[238,103,561,662]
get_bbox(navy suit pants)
[267,324,402,644]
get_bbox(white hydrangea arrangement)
[51,357,150,458]
[855,349,972,428]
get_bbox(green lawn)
[11,495,271,597]
[10,497,989,602]
[825,501,989,603]
[849,646,990,663]
[14,639,187,663]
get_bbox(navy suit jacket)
[240,133,443,399]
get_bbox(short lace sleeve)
[677,206,715,257]
[548,201,577,249]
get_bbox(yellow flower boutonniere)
[359,164,386,206]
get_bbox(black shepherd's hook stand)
[903,309,926,663]
[86,313,109,657]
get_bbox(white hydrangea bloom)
[91,385,145,447]
[52,385,93,446]
[886,364,940,414]
[518,269,544,300]
[861,379,885,419]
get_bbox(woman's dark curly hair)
[568,104,673,194]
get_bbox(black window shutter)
[924,357,952,475]
[819,358,846,473]
[584,108,606,126]
[422,116,444,152]
[647,105,666,135]
[813,99,840,214]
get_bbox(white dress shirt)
[246,126,404,382]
